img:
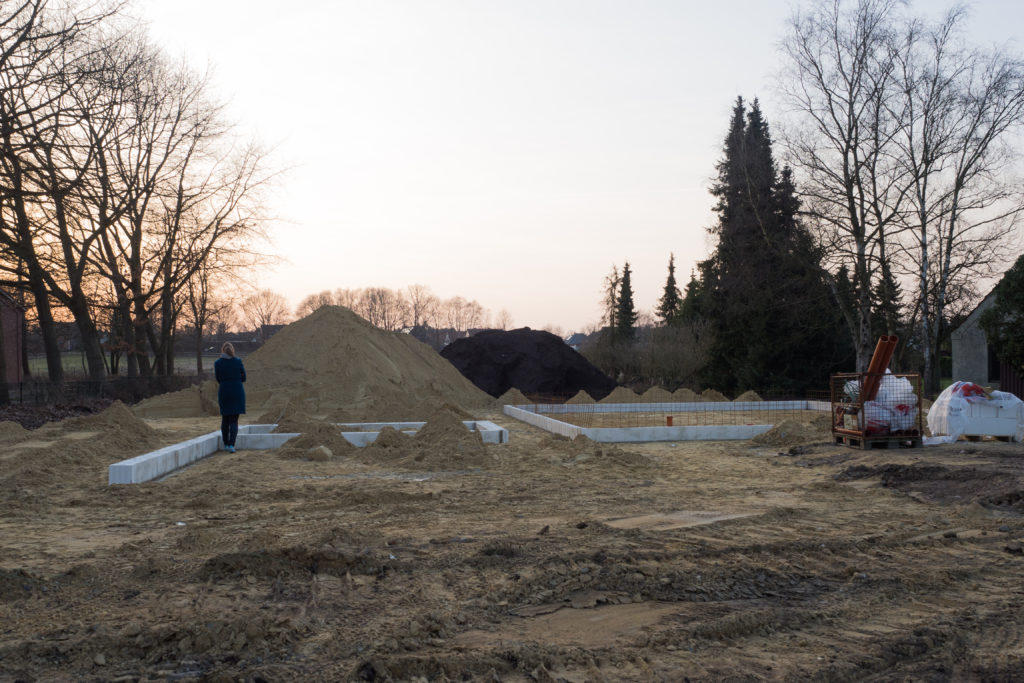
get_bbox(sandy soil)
[2,406,1024,681]
[3,309,1022,680]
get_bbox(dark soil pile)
[440,328,617,400]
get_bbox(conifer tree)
[615,262,637,342]
[692,97,850,393]
[657,253,682,325]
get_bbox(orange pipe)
[862,335,898,401]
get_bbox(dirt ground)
[2,405,1024,682]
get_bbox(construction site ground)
[3,407,1024,682]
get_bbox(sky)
[134,0,1024,333]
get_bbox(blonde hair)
[221,342,235,357]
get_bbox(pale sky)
[135,0,1024,332]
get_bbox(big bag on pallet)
[926,381,1024,444]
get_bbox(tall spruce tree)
[657,253,682,325]
[615,262,637,342]
[693,97,850,394]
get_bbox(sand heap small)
[640,386,673,402]
[0,421,28,443]
[493,387,531,407]
[565,390,596,404]
[700,388,730,402]
[277,421,357,461]
[360,405,493,471]
[133,381,219,419]
[598,386,641,403]
[734,390,763,402]
[672,388,700,402]
[65,400,158,439]
[750,413,831,447]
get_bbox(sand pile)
[133,380,220,419]
[640,387,673,401]
[700,388,730,402]
[277,422,356,461]
[246,307,491,418]
[672,388,700,402]
[599,387,640,403]
[537,434,653,469]
[1,404,164,497]
[64,401,158,439]
[359,406,494,471]
[734,390,763,402]
[0,420,28,442]
[138,307,492,420]
[750,416,831,447]
[566,390,596,404]
[493,388,531,407]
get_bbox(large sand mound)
[139,307,492,420]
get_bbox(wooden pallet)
[833,432,922,449]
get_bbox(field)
[24,354,220,377]
[2,404,1024,681]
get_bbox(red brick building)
[0,290,24,383]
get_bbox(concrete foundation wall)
[504,400,828,443]
[110,420,509,485]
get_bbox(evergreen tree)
[980,254,1024,375]
[657,253,682,325]
[692,97,850,394]
[615,262,637,342]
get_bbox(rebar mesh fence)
[1,374,210,406]
[511,390,832,429]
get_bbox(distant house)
[260,324,287,342]
[0,290,25,382]
[950,284,1024,396]
[564,332,589,352]
[951,290,1000,387]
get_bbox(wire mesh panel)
[830,373,922,446]
[511,390,832,429]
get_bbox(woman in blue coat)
[214,342,246,452]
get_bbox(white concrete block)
[109,419,510,484]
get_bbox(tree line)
[293,285,511,335]
[587,0,1024,396]
[0,1,273,395]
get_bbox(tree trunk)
[0,318,9,405]
[66,292,106,383]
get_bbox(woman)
[214,342,246,453]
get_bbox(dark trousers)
[221,414,240,447]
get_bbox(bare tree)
[779,0,911,370]
[781,0,1024,386]
[405,283,438,328]
[0,0,116,382]
[495,308,513,330]
[295,290,334,318]
[892,8,1024,392]
[241,289,289,339]
[359,287,409,331]
[333,287,363,315]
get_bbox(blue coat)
[215,356,246,415]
